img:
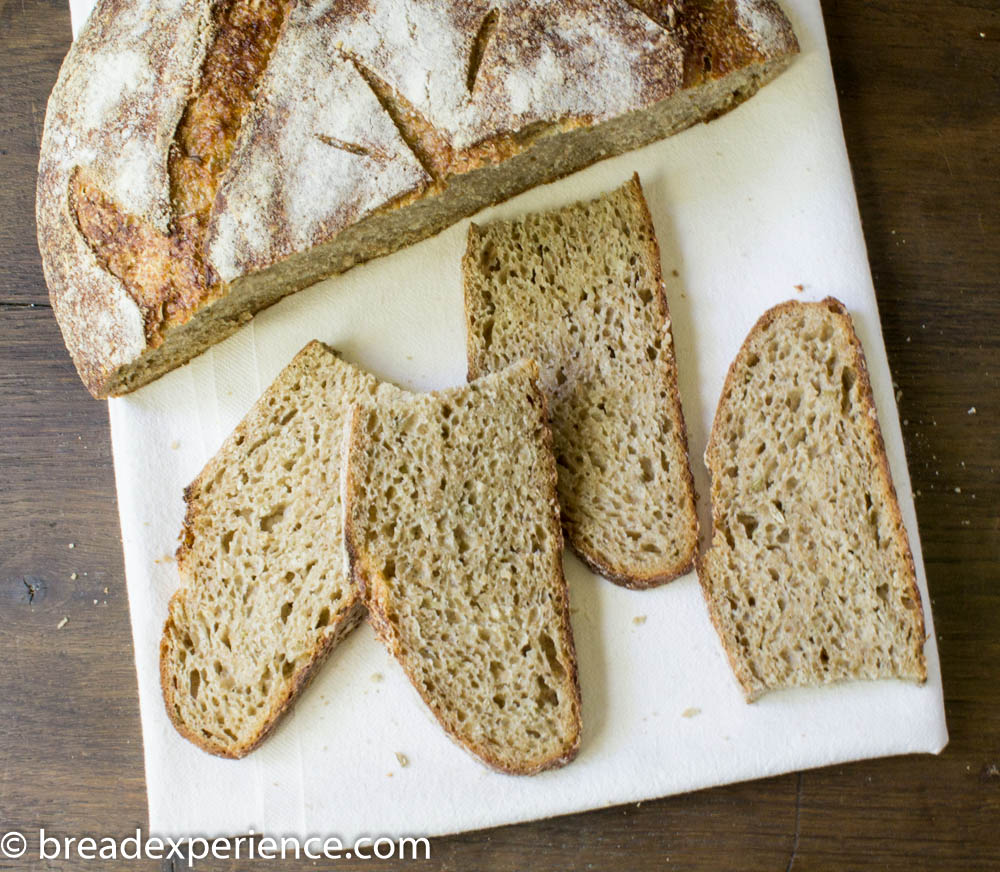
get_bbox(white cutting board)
[65,0,948,840]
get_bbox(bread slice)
[342,360,581,774]
[463,175,698,588]
[698,298,927,701]
[160,341,403,757]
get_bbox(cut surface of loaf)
[463,176,698,588]
[699,298,927,701]
[161,341,403,757]
[342,360,581,774]
[38,0,798,397]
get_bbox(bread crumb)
[633,615,647,626]
[57,616,69,629]
[103,587,109,594]
[681,707,701,718]
[371,672,383,683]
[794,284,804,292]
[395,752,409,767]
[968,406,977,415]
[70,572,78,580]
[387,772,393,778]
[170,440,180,450]
[68,543,75,549]
[93,599,98,605]
[955,487,962,493]
[671,269,679,277]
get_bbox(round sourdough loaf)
[37,0,798,397]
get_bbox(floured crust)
[698,298,927,700]
[38,0,799,397]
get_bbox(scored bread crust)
[38,0,798,398]
[698,298,927,700]
[463,175,698,589]
[341,362,582,775]
[160,341,392,758]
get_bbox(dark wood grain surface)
[1,1,997,869]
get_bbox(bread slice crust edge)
[462,174,698,589]
[698,297,927,701]
[341,363,582,775]
[160,340,372,758]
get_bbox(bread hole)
[454,525,470,554]
[279,408,297,426]
[646,344,658,362]
[315,606,331,628]
[637,287,653,304]
[840,366,856,414]
[786,389,802,412]
[875,583,889,604]
[641,543,662,554]
[747,595,756,607]
[220,530,235,554]
[189,669,201,699]
[383,559,396,580]
[222,728,237,742]
[555,367,568,386]
[492,693,506,709]
[536,675,559,708]
[776,528,790,544]
[901,595,916,610]
[820,323,833,341]
[489,660,502,679]
[259,503,286,532]
[280,601,293,623]
[819,647,830,666]
[724,524,736,549]
[220,629,231,650]
[737,512,758,540]
[746,352,760,368]
[281,660,295,679]
[538,632,565,678]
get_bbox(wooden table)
[1,1,997,868]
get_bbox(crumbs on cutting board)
[682,707,701,719]
[57,616,69,629]
[794,283,804,292]
[632,615,647,626]
[395,752,409,767]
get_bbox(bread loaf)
[38,0,798,397]
[463,175,698,587]
[160,341,403,757]
[342,360,581,774]
[698,298,927,701]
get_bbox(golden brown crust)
[70,0,292,347]
[341,370,582,775]
[698,297,927,698]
